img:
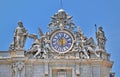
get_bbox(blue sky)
[0,0,120,77]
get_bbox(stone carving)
[79,51,87,59]
[38,27,44,36]
[28,34,37,41]
[74,27,83,51]
[11,62,24,77]
[16,62,24,71]
[43,38,51,53]
[73,27,89,59]
[73,26,98,59]
[28,28,49,59]
[48,9,76,31]
[11,63,17,77]
[96,26,107,50]
[86,37,96,51]
[29,39,45,59]
[77,26,84,40]
[13,10,107,60]
[9,41,15,50]
[14,21,28,49]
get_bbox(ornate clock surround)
[50,29,75,53]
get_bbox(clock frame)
[50,29,74,53]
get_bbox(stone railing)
[0,51,10,58]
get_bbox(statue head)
[98,26,103,31]
[18,21,23,27]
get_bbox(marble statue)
[11,63,17,77]
[28,27,50,59]
[96,26,107,50]
[86,37,96,51]
[29,37,47,59]
[14,21,28,49]
[28,39,42,58]
[77,26,84,40]
[33,44,43,58]
[11,62,24,77]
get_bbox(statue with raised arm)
[14,21,28,49]
[96,26,107,50]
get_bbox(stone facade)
[0,9,115,77]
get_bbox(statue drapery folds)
[14,21,28,49]
[96,26,107,50]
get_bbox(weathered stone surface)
[0,9,114,77]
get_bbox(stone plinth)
[10,49,25,57]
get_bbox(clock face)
[51,30,74,53]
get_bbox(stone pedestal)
[10,50,16,57]
[96,49,110,60]
[16,49,25,57]
[10,49,25,57]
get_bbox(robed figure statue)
[14,21,28,49]
[96,26,107,50]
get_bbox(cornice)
[0,58,113,67]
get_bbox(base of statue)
[10,48,24,57]
[15,48,25,57]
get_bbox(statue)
[86,37,96,51]
[28,39,41,58]
[11,63,17,77]
[28,28,49,59]
[96,27,107,50]
[14,21,28,49]
[11,62,24,77]
[77,26,85,41]
[33,43,42,58]
[29,37,46,58]
[29,39,46,59]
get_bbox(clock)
[50,30,74,53]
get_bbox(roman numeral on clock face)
[52,32,73,53]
